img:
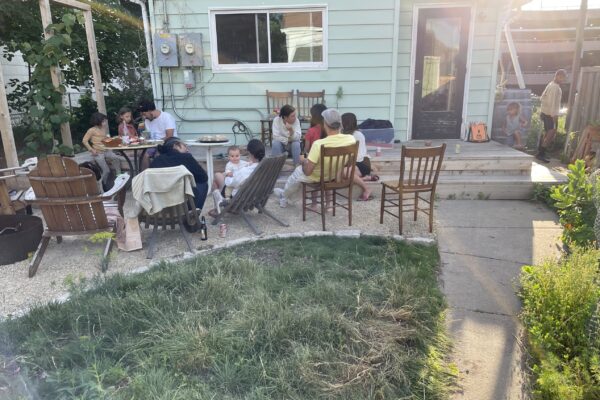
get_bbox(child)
[117,107,138,141]
[503,102,527,149]
[211,146,249,211]
[304,103,327,153]
[82,112,124,186]
[342,112,379,183]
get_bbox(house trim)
[406,2,476,140]
[207,5,328,73]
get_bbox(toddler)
[503,102,527,149]
[82,112,125,186]
[211,145,249,212]
[117,107,138,141]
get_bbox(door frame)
[407,3,475,140]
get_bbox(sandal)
[364,175,380,182]
[357,194,375,201]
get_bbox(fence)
[568,66,600,133]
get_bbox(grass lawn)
[0,237,454,399]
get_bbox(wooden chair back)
[28,155,109,234]
[399,144,446,192]
[266,90,294,115]
[223,154,287,215]
[319,142,359,190]
[296,90,325,121]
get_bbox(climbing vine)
[15,12,78,156]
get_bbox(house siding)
[150,0,503,142]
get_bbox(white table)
[185,140,231,189]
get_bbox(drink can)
[219,223,227,238]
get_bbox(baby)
[210,145,249,214]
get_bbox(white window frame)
[208,5,328,73]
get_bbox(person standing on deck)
[536,69,567,163]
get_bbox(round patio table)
[113,141,161,178]
[185,140,231,189]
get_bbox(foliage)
[520,248,600,399]
[532,183,556,210]
[0,0,145,90]
[0,237,456,399]
[550,160,597,247]
[15,13,78,156]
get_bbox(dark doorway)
[412,7,470,139]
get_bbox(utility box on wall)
[154,33,178,67]
[178,33,204,67]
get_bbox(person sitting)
[212,145,249,199]
[150,137,208,210]
[342,112,379,182]
[502,102,527,150]
[274,108,372,208]
[82,112,125,189]
[210,139,266,216]
[138,100,178,170]
[271,104,301,166]
[304,103,327,154]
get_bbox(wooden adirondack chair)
[211,154,289,235]
[26,155,129,277]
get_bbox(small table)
[113,142,161,178]
[185,140,231,189]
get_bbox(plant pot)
[0,215,43,266]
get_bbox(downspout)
[128,0,158,105]
[388,0,401,130]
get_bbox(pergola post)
[0,62,19,168]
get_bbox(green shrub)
[550,160,597,247]
[520,248,600,399]
[532,183,556,210]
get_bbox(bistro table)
[113,141,161,178]
[185,140,231,189]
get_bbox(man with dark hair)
[138,100,178,169]
[537,69,567,163]
[274,108,370,207]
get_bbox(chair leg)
[241,211,262,235]
[332,190,336,217]
[348,189,353,227]
[380,186,385,224]
[414,192,418,221]
[429,193,435,233]
[29,236,50,278]
[302,184,307,222]
[258,205,289,227]
[101,234,114,273]
[178,218,194,253]
[321,188,326,231]
[56,236,62,244]
[399,192,403,235]
[147,224,158,259]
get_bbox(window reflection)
[421,17,461,112]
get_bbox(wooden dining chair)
[266,90,294,115]
[302,142,358,231]
[296,90,325,122]
[380,144,446,234]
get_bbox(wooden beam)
[0,63,19,168]
[566,0,588,133]
[39,0,73,148]
[83,9,107,127]
[51,0,90,11]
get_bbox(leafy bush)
[520,248,600,399]
[551,160,597,247]
[532,183,556,210]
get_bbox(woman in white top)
[341,113,378,180]
[271,104,302,166]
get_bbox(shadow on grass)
[0,236,455,399]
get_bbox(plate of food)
[102,137,122,148]
[197,135,228,143]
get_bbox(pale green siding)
[150,0,504,142]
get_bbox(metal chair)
[380,144,446,234]
[301,142,358,231]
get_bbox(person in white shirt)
[537,69,566,163]
[211,145,249,197]
[271,104,302,166]
[209,140,265,216]
[138,100,178,169]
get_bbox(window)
[209,6,327,72]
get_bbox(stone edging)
[1,231,436,321]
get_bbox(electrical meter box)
[178,33,204,67]
[154,33,179,67]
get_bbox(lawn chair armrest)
[101,173,130,200]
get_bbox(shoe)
[212,189,224,214]
[535,154,550,163]
[274,188,287,208]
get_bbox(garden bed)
[0,236,454,399]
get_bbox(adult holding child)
[271,104,302,166]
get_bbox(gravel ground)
[0,190,434,319]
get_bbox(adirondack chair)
[26,155,129,277]
[211,154,289,235]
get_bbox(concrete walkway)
[436,200,562,400]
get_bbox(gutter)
[127,0,158,104]
[388,0,401,126]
